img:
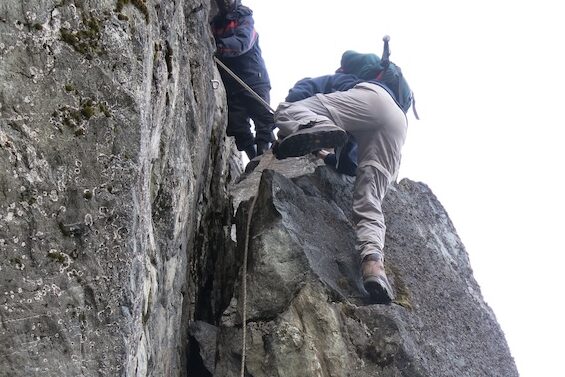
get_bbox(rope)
[212,53,278,376]
[214,56,275,115]
[239,153,275,377]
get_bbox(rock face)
[0,1,240,376]
[0,1,519,377]
[197,155,520,377]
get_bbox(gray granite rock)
[207,160,519,377]
[0,1,519,376]
[0,1,239,376]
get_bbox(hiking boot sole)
[276,125,347,159]
[364,276,394,304]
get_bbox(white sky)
[241,1,565,376]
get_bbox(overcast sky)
[240,1,565,376]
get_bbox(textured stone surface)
[203,157,519,377]
[0,1,239,376]
[188,320,218,374]
[1,1,520,376]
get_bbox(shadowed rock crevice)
[186,329,214,377]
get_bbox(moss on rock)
[60,13,104,60]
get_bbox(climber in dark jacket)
[211,0,275,160]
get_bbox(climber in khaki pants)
[273,76,408,304]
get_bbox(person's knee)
[274,102,293,121]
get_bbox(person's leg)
[344,86,405,303]
[274,99,347,158]
[353,165,395,303]
[275,96,335,138]
[247,86,275,155]
[308,83,407,302]
[275,83,404,161]
[226,94,256,159]
[353,166,389,261]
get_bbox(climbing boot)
[274,123,347,159]
[243,144,257,160]
[361,254,394,304]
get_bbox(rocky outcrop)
[192,155,519,377]
[1,1,519,376]
[0,1,239,376]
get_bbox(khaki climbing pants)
[275,82,408,261]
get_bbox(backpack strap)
[411,92,420,120]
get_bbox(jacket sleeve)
[215,14,257,57]
[285,74,363,102]
[285,75,335,102]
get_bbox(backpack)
[376,62,416,116]
[338,37,419,119]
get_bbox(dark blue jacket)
[285,73,394,104]
[285,73,391,176]
[211,6,270,93]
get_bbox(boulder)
[203,155,519,377]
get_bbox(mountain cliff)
[0,1,518,376]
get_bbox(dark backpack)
[376,62,416,116]
[338,37,419,119]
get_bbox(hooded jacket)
[211,5,270,92]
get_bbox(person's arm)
[215,14,257,57]
[285,73,363,102]
[285,75,336,102]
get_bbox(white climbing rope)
[211,57,278,376]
